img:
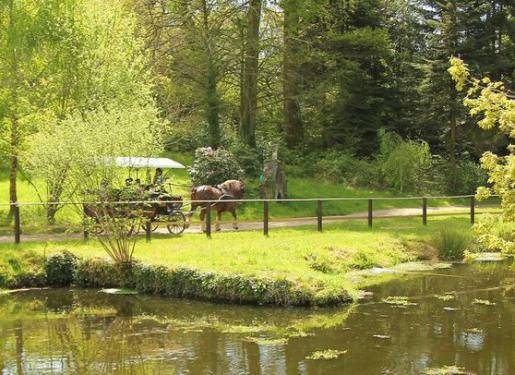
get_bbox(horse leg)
[216,210,222,232]
[199,209,206,232]
[230,206,238,230]
[186,203,197,228]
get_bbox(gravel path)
[0,205,486,243]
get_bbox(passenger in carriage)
[153,168,164,186]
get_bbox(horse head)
[218,180,245,199]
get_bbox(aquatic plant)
[424,365,472,374]
[382,296,417,306]
[434,294,456,301]
[245,337,288,346]
[432,227,472,261]
[472,299,496,306]
[306,349,347,360]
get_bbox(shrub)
[0,251,46,289]
[377,130,433,193]
[163,121,207,152]
[188,147,244,186]
[74,258,120,288]
[44,251,78,287]
[349,158,383,189]
[315,151,359,183]
[132,263,351,306]
[433,157,487,194]
[228,141,262,176]
[433,228,472,261]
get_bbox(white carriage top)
[111,157,186,169]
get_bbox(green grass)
[1,152,493,233]
[0,216,473,298]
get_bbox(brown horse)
[188,180,245,232]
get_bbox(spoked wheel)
[141,222,159,232]
[89,224,104,235]
[128,224,139,236]
[167,211,186,235]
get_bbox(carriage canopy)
[110,157,186,169]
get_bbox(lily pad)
[382,296,417,306]
[245,337,288,346]
[434,294,456,301]
[306,349,347,360]
[424,365,473,374]
[470,252,505,262]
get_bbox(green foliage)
[449,57,514,254]
[434,157,488,195]
[227,141,262,177]
[0,250,46,289]
[44,251,78,287]
[433,227,472,261]
[315,151,360,184]
[132,263,351,306]
[379,130,433,193]
[305,253,335,274]
[74,258,120,288]
[189,147,244,186]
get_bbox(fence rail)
[0,194,501,244]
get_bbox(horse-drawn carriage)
[84,157,188,235]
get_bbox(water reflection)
[0,261,514,374]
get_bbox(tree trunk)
[9,112,19,228]
[206,62,221,148]
[240,0,262,147]
[449,81,458,192]
[282,0,303,147]
[447,0,458,192]
[7,0,20,230]
[201,0,221,148]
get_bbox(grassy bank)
[0,216,473,306]
[1,152,490,234]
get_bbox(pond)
[1,261,513,374]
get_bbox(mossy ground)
[0,216,473,304]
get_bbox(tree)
[18,0,159,223]
[132,0,244,149]
[240,0,262,147]
[419,0,514,191]
[0,0,71,227]
[281,0,303,147]
[449,57,514,253]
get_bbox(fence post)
[317,200,323,232]
[14,204,21,244]
[470,196,475,225]
[263,201,269,236]
[206,202,212,238]
[368,199,373,228]
[145,220,151,242]
[422,198,427,225]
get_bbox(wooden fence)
[0,194,499,244]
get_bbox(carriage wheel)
[128,224,139,236]
[167,212,186,235]
[140,223,159,232]
[90,224,104,235]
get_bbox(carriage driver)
[153,168,165,186]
